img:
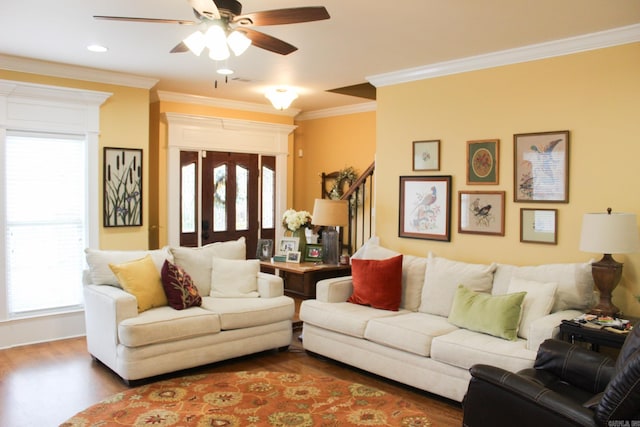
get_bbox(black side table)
[559,318,636,352]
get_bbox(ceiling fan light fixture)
[183,30,206,56]
[217,67,234,75]
[227,30,252,56]
[205,26,230,60]
[265,87,298,110]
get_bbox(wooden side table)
[559,317,637,352]
[260,261,351,299]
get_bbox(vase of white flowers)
[282,209,312,257]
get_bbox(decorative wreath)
[329,166,358,199]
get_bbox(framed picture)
[304,244,324,262]
[104,147,142,227]
[399,175,452,241]
[520,208,558,244]
[467,139,499,185]
[278,237,299,255]
[412,140,440,171]
[286,251,301,263]
[514,131,569,202]
[256,239,273,261]
[458,191,505,236]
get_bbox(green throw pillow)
[448,285,526,341]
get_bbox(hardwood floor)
[0,330,463,426]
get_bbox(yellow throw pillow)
[109,254,168,313]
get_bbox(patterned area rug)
[61,371,432,426]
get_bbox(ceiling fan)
[94,0,330,57]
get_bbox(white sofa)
[300,241,594,402]
[83,239,295,383]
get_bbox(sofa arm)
[534,339,615,393]
[83,284,138,366]
[257,272,284,298]
[464,364,597,427]
[316,276,353,302]
[527,309,583,351]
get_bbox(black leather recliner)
[462,324,640,426]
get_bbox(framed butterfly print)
[514,131,569,203]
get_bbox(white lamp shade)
[227,30,252,56]
[205,26,230,61]
[265,88,298,110]
[580,212,640,254]
[312,199,348,226]
[183,30,206,56]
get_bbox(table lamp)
[579,208,639,317]
[312,199,349,264]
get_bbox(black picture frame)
[256,239,273,260]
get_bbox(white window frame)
[0,79,110,347]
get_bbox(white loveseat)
[83,239,295,383]
[300,241,594,402]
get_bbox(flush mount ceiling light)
[87,44,108,53]
[265,87,298,110]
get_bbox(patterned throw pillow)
[161,260,202,310]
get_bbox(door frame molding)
[164,112,295,247]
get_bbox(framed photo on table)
[399,175,451,241]
[304,244,323,262]
[286,251,301,263]
[412,140,440,171]
[520,208,558,244]
[458,191,505,236]
[278,237,299,255]
[467,139,499,185]
[514,131,569,202]
[256,239,273,261]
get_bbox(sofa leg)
[278,345,290,352]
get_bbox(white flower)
[282,209,312,232]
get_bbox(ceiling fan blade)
[239,28,297,55]
[233,7,330,26]
[170,42,190,53]
[94,16,197,25]
[187,0,220,20]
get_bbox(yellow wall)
[375,43,640,316]
[148,99,296,248]
[293,111,376,213]
[0,70,151,250]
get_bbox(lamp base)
[321,226,340,265]
[587,254,623,318]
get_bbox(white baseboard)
[0,310,86,349]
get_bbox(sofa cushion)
[364,312,458,357]
[201,295,294,330]
[300,300,403,338]
[492,261,594,312]
[118,306,221,347]
[401,255,427,311]
[431,329,535,373]
[348,255,403,311]
[448,285,526,341]
[350,236,399,261]
[169,238,246,296]
[160,260,202,310]
[507,277,557,339]
[109,255,168,313]
[85,247,172,287]
[210,258,260,298]
[419,255,497,317]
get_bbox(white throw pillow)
[170,237,246,295]
[419,255,497,317]
[493,261,593,312]
[85,247,173,287]
[210,257,260,298]
[401,255,428,311]
[350,236,399,261]
[507,277,558,339]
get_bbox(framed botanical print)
[467,139,499,185]
[399,175,451,241]
[458,191,505,235]
[412,140,440,171]
[514,131,569,202]
[104,147,142,227]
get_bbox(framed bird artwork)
[513,130,569,202]
[458,191,505,235]
[399,175,452,241]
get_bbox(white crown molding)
[296,101,377,121]
[154,90,301,117]
[0,54,158,90]
[368,24,640,87]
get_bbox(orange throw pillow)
[348,254,403,311]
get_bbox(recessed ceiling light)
[87,44,108,53]
[217,68,234,75]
